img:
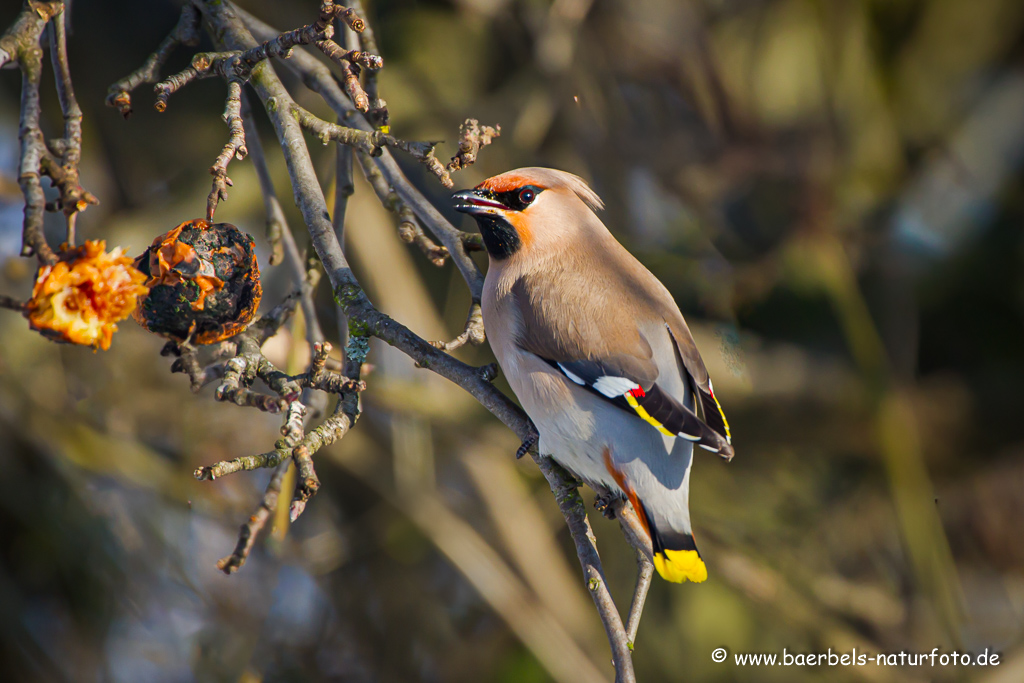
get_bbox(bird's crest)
[477,167,604,213]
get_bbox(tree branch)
[106,3,200,117]
[6,1,64,264]
[201,3,643,678]
[355,148,448,266]
[241,94,286,265]
[236,6,485,297]
[535,454,636,682]
[625,548,654,649]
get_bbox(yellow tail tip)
[654,549,707,583]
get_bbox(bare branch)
[0,295,26,312]
[317,38,382,71]
[164,341,226,393]
[430,301,486,352]
[237,8,485,294]
[206,78,247,220]
[346,0,388,130]
[90,4,648,678]
[289,103,452,186]
[242,92,326,354]
[612,498,654,563]
[152,51,229,112]
[4,1,65,264]
[194,448,289,481]
[45,7,96,244]
[241,95,286,265]
[215,460,289,574]
[534,455,635,683]
[448,118,501,173]
[333,133,355,346]
[0,2,62,71]
[214,333,301,412]
[106,3,200,116]
[625,549,654,649]
[355,149,448,266]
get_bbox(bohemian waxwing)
[453,167,733,583]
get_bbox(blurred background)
[1,0,1023,681]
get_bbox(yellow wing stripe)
[712,392,731,441]
[625,392,675,437]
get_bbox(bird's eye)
[519,188,536,205]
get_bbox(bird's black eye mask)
[475,185,545,212]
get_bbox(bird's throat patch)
[475,214,523,260]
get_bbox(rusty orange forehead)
[476,173,547,193]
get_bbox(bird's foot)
[594,491,619,519]
[516,430,539,460]
[479,363,498,383]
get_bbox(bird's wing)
[540,355,733,458]
[664,317,733,449]
[507,261,734,458]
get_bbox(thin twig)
[214,334,301,411]
[248,94,327,348]
[106,4,200,116]
[333,135,354,347]
[430,301,485,352]
[5,1,64,264]
[612,498,654,562]
[355,149,448,266]
[0,295,26,312]
[625,548,654,649]
[346,0,388,130]
[215,460,289,574]
[240,93,285,265]
[289,103,451,186]
[164,341,226,393]
[448,118,501,173]
[211,8,636,678]
[195,449,290,480]
[207,78,247,220]
[47,7,95,243]
[238,8,485,295]
[535,455,636,683]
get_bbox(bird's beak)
[452,189,507,215]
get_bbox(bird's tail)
[603,449,707,583]
[636,499,707,583]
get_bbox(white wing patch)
[592,376,640,398]
[557,363,586,385]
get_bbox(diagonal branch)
[534,453,635,682]
[241,94,286,265]
[355,149,448,266]
[237,5,486,296]
[202,4,637,680]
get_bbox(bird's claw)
[479,362,498,382]
[516,431,539,459]
[594,491,619,519]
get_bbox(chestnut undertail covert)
[132,219,262,344]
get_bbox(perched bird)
[453,167,733,583]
